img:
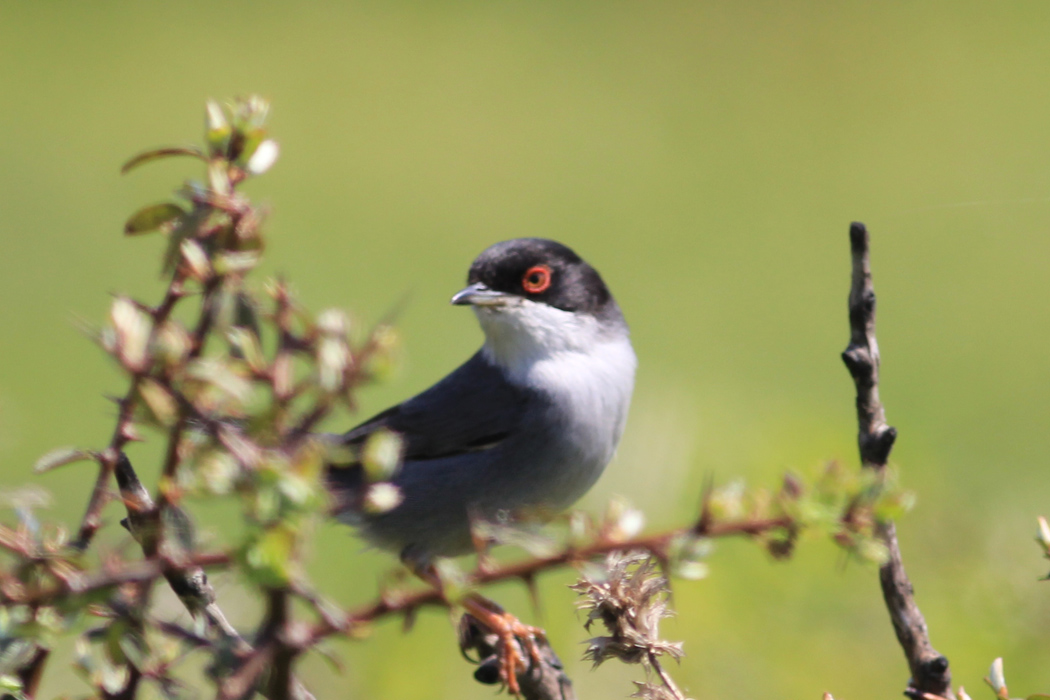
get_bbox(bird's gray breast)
[334,336,636,558]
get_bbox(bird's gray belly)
[346,426,609,558]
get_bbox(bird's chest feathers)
[528,346,635,455]
[478,304,636,461]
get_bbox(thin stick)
[73,272,189,549]
[648,651,686,700]
[841,222,952,699]
[14,647,49,699]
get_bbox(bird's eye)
[522,265,552,294]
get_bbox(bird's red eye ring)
[522,264,552,294]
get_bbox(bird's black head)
[454,238,616,317]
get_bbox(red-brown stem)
[74,272,188,549]
[155,274,223,516]
[303,514,792,645]
[0,551,230,606]
[264,589,296,700]
[16,647,49,699]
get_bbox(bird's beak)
[451,282,509,307]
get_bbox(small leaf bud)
[362,430,403,482]
[139,378,178,426]
[987,657,1007,699]
[110,297,152,372]
[180,239,212,282]
[245,139,280,175]
[1036,516,1050,549]
[205,100,231,156]
[363,483,403,514]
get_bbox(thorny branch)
[39,100,323,700]
[74,269,192,550]
[294,513,793,700]
[841,222,952,699]
[305,514,793,644]
[112,398,316,700]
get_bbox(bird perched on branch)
[326,238,636,693]
[327,238,636,562]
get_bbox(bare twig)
[648,651,686,700]
[841,222,952,699]
[12,647,48,700]
[74,271,189,549]
[0,551,230,607]
[154,275,222,515]
[261,589,296,700]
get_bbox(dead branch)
[841,222,952,699]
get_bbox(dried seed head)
[571,551,683,668]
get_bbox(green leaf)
[235,128,267,166]
[121,147,206,175]
[124,203,185,236]
[0,674,23,694]
[139,378,179,426]
[212,250,260,275]
[361,430,402,482]
[34,446,95,474]
[244,525,296,587]
[205,100,232,157]
[227,327,265,371]
[186,358,251,404]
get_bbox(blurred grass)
[3,1,1050,698]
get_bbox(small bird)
[328,238,636,563]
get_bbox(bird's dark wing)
[339,351,534,462]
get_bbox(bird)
[327,238,637,564]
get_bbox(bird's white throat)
[475,301,630,377]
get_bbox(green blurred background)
[3,2,1050,698]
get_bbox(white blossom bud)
[1037,516,1050,549]
[988,657,1007,697]
[363,483,403,514]
[110,297,151,372]
[246,139,280,175]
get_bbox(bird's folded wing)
[340,351,534,462]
